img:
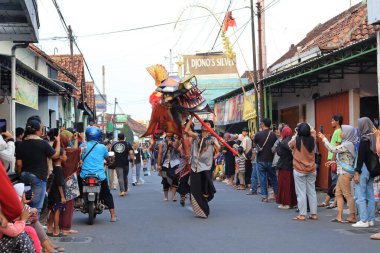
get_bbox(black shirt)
[253,129,277,163]
[48,165,65,205]
[16,139,56,180]
[276,137,293,170]
[133,148,143,164]
[355,139,372,174]
[111,141,133,168]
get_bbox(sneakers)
[278,205,290,210]
[246,191,257,195]
[369,221,375,227]
[352,220,369,228]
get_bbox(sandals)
[326,204,337,209]
[317,202,328,207]
[180,196,186,207]
[308,215,318,220]
[331,218,348,223]
[292,215,306,221]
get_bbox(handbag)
[336,155,355,175]
[256,132,271,154]
[366,150,380,178]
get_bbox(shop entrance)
[315,92,349,189]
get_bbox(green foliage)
[122,123,134,143]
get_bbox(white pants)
[130,162,143,184]
[293,170,317,216]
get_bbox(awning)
[0,54,66,95]
[51,79,79,95]
[78,101,94,119]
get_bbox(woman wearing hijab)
[59,133,81,236]
[276,126,297,209]
[288,123,317,221]
[318,125,357,223]
[352,117,376,228]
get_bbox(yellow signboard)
[15,75,38,110]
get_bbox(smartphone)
[24,184,32,201]
[0,119,6,133]
[320,125,324,134]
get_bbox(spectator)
[318,125,357,223]
[60,133,80,236]
[240,127,252,187]
[111,133,133,196]
[0,131,15,172]
[253,118,278,202]
[289,123,317,221]
[236,146,247,190]
[16,119,61,214]
[276,126,297,209]
[352,117,376,228]
[131,141,144,186]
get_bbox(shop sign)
[95,94,107,112]
[183,54,236,75]
[15,75,38,110]
[115,114,128,122]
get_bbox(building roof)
[126,117,147,136]
[85,81,95,111]
[270,2,380,72]
[50,54,85,98]
[28,44,77,82]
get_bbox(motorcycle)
[81,174,105,225]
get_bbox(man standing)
[131,141,144,186]
[240,127,252,187]
[111,133,132,196]
[185,116,220,218]
[253,118,278,202]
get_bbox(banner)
[115,114,128,122]
[95,94,107,112]
[242,92,256,121]
[15,75,38,110]
[183,54,236,75]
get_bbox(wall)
[0,100,11,130]
[16,96,48,128]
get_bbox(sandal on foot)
[326,204,337,209]
[331,218,348,223]
[308,215,318,220]
[317,202,328,207]
[292,216,306,221]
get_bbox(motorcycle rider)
[79,126,118,222]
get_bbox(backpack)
[366,150,380,178]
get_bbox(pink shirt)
[0,220,25,239]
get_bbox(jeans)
[355,165,375,222]
[130,162,142,184]
[293,170,317,216]
[251,162,259,192]
[20,172,47,214]
[257,161,278,197]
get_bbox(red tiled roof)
[28,44,77,82]
[127,117,147,136]
[50,54,85,98]
[85,81,95,110]
[270,3,380,70]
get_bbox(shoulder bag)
[256,132,271,154]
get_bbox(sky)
[36,0,362,120]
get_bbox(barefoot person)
[157,133,181,201]
[185,116,220,218]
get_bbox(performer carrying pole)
[184,115,220,218]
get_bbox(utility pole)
[250,0,259,129]
[257,0,265,121]
[68,25,78,125]
[102,65,106,133]
[113,97,117,140]
[169,49,173,75]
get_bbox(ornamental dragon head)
[141,64,212,138]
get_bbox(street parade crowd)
[1,111,380,252]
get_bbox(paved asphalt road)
[54,172,380,253]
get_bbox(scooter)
[81,174,105,225]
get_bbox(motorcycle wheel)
[88,201,95,225]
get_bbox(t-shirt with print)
[327,128,342,160]
[111,141,132,168]
[253,129,277,163]
[16,139,56,180]
[80,141,109,181]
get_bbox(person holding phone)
[16,118,61,214]
[0,130,15,172]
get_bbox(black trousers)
[78,176,115,209]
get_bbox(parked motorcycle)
[81,174,105,225]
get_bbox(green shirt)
[327,128,342,160]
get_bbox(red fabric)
[0,162,23,221]
[281,126,293,139]
[25,226,41,253]
[223,11,237,32]
[276,169,297,206]
[149,91,162,108]
[60,199,74,231]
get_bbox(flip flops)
[292,215,306,221]
[331,218,348,223]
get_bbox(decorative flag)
[223,11,237,32]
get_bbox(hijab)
[341,125,358,157]
[281,126,293,140]
[61,133,81,179]
[296,123,314,153]
[358,117,376,154]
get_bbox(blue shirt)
[80,141,109,181]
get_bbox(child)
[214,153,225,181]
[236,146,247,190]
[47,145,67,237]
